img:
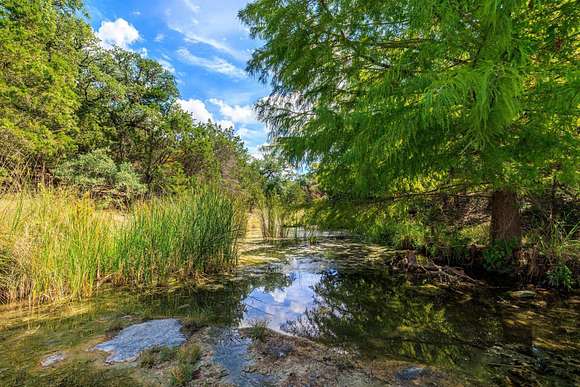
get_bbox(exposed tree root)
[399,250,487,288]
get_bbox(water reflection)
[0,239,578,386]
[235,242,579,385]
[240,257,322,332]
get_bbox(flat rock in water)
[41,352,65,367]
[93,319,186,363]
[509,290,537,300]
[396,366,426,381]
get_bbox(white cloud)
[209,99,257,124]
[237,127,251,137]
[154,33,166,43]
[237,127,261,139]
[248,143,267,159]
[183,0,200,13]
[165,0,251,61]
[217,120,235,129]
[176,48,246,79]
[182,34,238,58]
[177,98,213,122]
[96,18,140,50]
[158,58,175,73]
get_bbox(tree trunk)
[490,189,521,245]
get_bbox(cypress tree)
[0,0,91,168]
[240,0,579,245]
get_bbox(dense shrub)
[547,263,574,290]
[54,150,145,204]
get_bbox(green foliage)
[483,239,518,273]
[0,0,92,165]
[241,0,580,242]
[459,224,489,246]
[427,227,472,264]
[547,263,574,290]
[73,42,260,196]
[176,122,260,200]
[54,149,145,203]
[304,198,428,247]
[0,1,261,198]
[76,47,182,193]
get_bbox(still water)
[1,238,578,385]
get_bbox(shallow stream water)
[1,238,578,386]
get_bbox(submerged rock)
[396,366,426,381]
[93,319,186,363]
[509,290,537,300]
[41,352,65,367]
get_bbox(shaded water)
[1,238,578,386]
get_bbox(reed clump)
[0,188,244,304]
[114,189,244,286]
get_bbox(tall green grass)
[0,188,244,304]
[115,190,244,285]
[258,196,308,240]
[258,196,287,239]
[258,196,319,241]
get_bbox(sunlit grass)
[247,319,269,341]
[0,188,245,304]
[258,196,288,239]
[169,344,202,386]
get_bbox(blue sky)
[85,0,270,158]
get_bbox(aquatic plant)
[0,189,118,302]
[0,187,245,303]
[139,346,178,368]
[547,263,574,291]
[169,344,202,386]
[247,319,269,342]
[7,359,138,387]
[139,347,160,369]
[114,188,245,286]
[180,315,209,335]
[258,195,288,239]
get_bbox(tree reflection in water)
[283,268,503,372]
[2,241,578,386]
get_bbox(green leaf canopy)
[240,0,579,199]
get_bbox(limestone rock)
[396,366,426,381]
[509,290,537,300]
[93,319,186,363]
[41,352,65,367]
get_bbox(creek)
[1,237,578,385]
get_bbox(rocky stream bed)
[1,238,578,386]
